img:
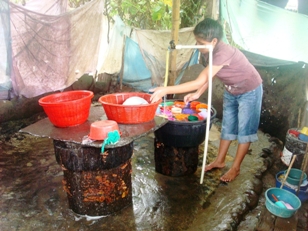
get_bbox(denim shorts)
[221,84,263,143]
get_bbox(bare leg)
[220,142,250,182]
[205,139,231,171]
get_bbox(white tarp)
[220,0,308,63]
[133,27,196,86]
[98,17,196,87]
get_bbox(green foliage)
[106,0,207,30]
[10,0,207,30]
[10,0,25,4]
[107,0,172,30]
[10,0,91,7]
[180,0,207,28]
[68,0,92,8]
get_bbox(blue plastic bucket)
[265,188,301,218]
[276,171,308,202]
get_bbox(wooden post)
[119,35,126,90]
[211,0,218,19]
[169,0,180,87]
[205,0,218,19]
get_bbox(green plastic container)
[285,168,307,186]
[265,188,301,218]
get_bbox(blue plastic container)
[298,133,308,142]
[276,171,308,202]
[265,188,301,218]
[284,168,307,185]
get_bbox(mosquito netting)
[1,0,307,99]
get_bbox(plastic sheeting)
[100,17,198,88]
[98,15,131,76]
[0,0,11,91]
[2,0,307,99]
[121,39,199,92]
[6,0,108,98]
[175,49,200,85]
[102,18,198,87]
[123,37,151,82]
[133,27,197,86]
[220,0,308,64]
[1,0,197,98]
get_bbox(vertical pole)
[119,35,126,90]
[200,45,213,184]
[169,0,180,87]
[297,145,308,194]
[211,0,218,20]
[205,0,218,20]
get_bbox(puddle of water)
[0,132,221,230]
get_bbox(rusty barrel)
[154,104,216,176]
[53,140,133,216]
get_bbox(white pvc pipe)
[200,45,213,184]
[175,45,213,50]
[175,44,213,184]
[164,50,170,87]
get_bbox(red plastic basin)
[39,90,94,127]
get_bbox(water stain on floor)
[0,130,220,230]
[0,120,306,231]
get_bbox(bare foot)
[220,167,240,182]
[204,160,225,172]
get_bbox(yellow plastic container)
[300,127,308,136]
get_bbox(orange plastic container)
[38,90,94,127]
[196,103,208,111]
[174,101,186,108]
[99,92,162,124]
[174,114,188,121]
[190,101,201,109]
[88,120,119,140]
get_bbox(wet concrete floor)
[0,119,306,230]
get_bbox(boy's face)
[195,36,217,54]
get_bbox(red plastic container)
[38,90,94,127]
[190,101,201,109]
[88,120,120,140]
[98,92,161,124]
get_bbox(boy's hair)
[193,18,223,42]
